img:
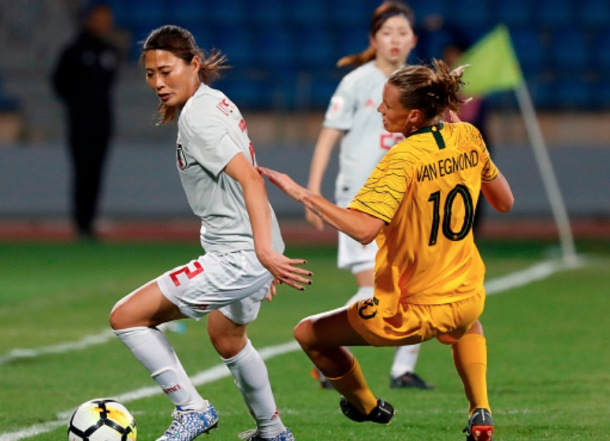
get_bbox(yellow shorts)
[346,290,485,346]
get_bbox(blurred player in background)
[52,3,119,240]
[260,60,514,441]
[306,0,432,390]
[109,25,310,441]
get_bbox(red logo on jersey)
[216,98,233,116]
[176,143,187,170]
[380,133,404,150]
[239,118,247,132]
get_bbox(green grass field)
[1,239,609,441]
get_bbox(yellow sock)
[327,357,378,415]
[452,334,490,414]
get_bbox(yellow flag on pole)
[457,25,523,96]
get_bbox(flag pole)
[514,82,577,263]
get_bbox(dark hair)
[337,1,415,68]
[387,59,468,119]
[141,25,229,124]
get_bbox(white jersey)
[323,61,404,206]
[177,83,284,255]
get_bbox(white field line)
[0,330,116,366]
[0,257,586,441]
[484,255,586,296]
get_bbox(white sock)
[345,286,374,306]
[222,340,285,437]
[390,343,422,378]
[114,326,207,411]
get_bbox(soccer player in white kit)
[109,25,311,441]
[306,1,432,390]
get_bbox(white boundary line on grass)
[0,256,586,441]
[0,330,116,366]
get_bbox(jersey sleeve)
[185,106,241,177]
[322,76,358,131]
[472,127,499,182]
[348,144,416,223]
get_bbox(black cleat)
[389,372,434,390]
[339,396,395,424]
[463,408,494,441]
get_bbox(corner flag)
[457,25,523,97]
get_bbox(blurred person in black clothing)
[52,3,119,239]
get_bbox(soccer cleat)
[156,405,219,441]
[339,396,395,424]
[463,408,494,441]
[389,372,434,390]
[237,428,295,440]
[310,367,334,390]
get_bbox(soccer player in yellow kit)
[259,59,514,441]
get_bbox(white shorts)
[337,231,377,274]
[156,250,272,325]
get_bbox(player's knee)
[436,333,458,345]
[466,320,484,336]
[294,317,315,349]
[108,303,126,330]
[209,333,247,359]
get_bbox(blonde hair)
[387,59,469,118]
[337,1,415,68]
[141,25,229,124]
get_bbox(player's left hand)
[257,248,313,292]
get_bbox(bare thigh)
[295,306,370,350]
[109,280,187,329]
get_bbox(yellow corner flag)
[457,25,523,97]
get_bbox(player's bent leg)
[110,280,186,330]
[294,307,368,376]
[294,308,392,422]
[112,281,214,441]
[209,311,290,440]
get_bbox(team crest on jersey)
[216,98,234,116]
[176,141,187,170]
[357,297,379,320]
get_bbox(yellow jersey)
[349,122,498,317]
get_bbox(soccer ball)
[67,398,137,441]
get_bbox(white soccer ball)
[67,398,137,441]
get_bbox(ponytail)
[388,59,469,119]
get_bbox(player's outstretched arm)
[225,154,312,291]
[259,166,384,245]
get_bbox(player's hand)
[257,167,305,202]
[305,206,324,230]
[257,248,312,292]
[265,278,281,301]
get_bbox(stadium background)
[0,0,609,239]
